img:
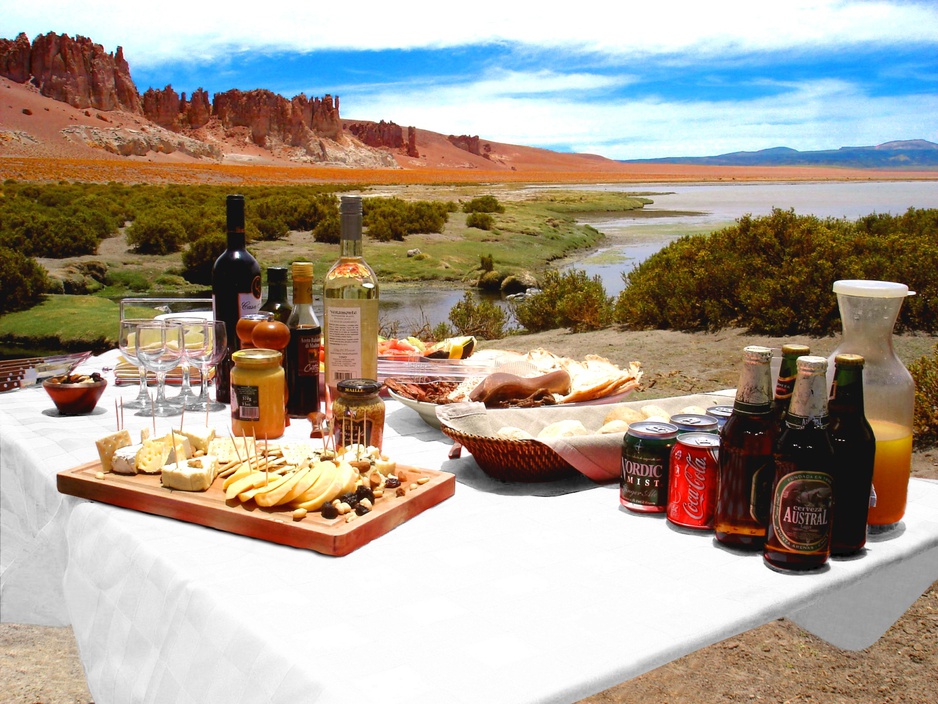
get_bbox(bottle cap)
[781,343,810,356]
[743,345,773,363]
[226,194,245,232]
[266,266,288,284]
[833,279,915,298]
[291,261,314,279]
[834,353,865,367]
[795,355,828,374]
[340,195,363,216]
[337,378,382,396]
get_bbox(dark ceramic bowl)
[42,378,107,415]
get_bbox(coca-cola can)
[667,432,720,529]
[620,421,679,513]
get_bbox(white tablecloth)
[3,350,937,704]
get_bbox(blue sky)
[3,0,937,159]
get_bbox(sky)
[3,0,937,160]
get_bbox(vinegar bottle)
[764,356,834,572]
[828,353,876,556]
[285,262,322,417]
[323,195,379,405]
[714,346,778,549]
[827,280,915,532]
[212,195,261,404]
[260,266,293,324]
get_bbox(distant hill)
[622,140,938,169]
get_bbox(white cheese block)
[95,430,132,472]
[177,426,216,454]
[163,432,192,461]
[136,440,170,474]
[161,455,219,492]
[111,443,143,475]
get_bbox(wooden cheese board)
[57,462,455,556]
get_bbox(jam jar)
[331,378,385,451]
[230,348,285,439]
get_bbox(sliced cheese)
[111,443,142,475]
[95,430,132,472]
[161,455,219,492]
[136,440,170,474]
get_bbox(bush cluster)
[512,269,613,333]
[363,197,454,241]
[614,208,938,335]
[0,246,49,314]
[466,212,495,230]
[446,291,507,340]
[462,195,505,214]
[910,345,938,449]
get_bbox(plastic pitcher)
[828,280,916,531]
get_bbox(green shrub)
[313,211,341,244]
[126,212,187,254]
[106,269,150,291]
[0,247,48,314]
[467,212,495,230]
[363,197,450,242]
[512,268,613,333]
[477,269,503,291]
[910,344,938,449]
[614,208,938,335]
[463,195,504,214]
[448,291,507,339]
[182,234,226,285]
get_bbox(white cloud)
[4,1,937,66]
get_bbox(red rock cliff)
[0,31,141,112]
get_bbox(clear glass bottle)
[285,262,322,418]
[323,196,379,406]
[827,280,915,531]
[714,346,778,549]
[260,266,293,324]
[764,356,834,572]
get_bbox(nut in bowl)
[42,372,107,415]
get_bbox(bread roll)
[640,404,670,421]
[495,426,534,441]
[680,405,708,415]
[599,419,630,434]
[537,419,590,440]
[603,405,646,425]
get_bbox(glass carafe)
[827,280,915,531]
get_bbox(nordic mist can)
[620,421,679,513]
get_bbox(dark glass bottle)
[828,353,876,556]
[764,356,835,571]
[260,266,293,324]
[772,343,810,429]
[285,262,322,417]
[212,195,261,404]
[714,346,778,549]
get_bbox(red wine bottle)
[212,195,261,403]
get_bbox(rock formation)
[448,134,481,156]
[347,120,405,149]
[407,126,419,158]
[1,31,141,112]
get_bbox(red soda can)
[667,432,720,529]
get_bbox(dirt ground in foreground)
[2,327,936,703]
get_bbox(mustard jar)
[332,378,385,451]
[231,348,285,439]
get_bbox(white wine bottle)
[212,194,261,403]
[323,196,379,406]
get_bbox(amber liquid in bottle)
[764,356,835,572]
[285,262,321,418]
[772,343,810,429]
[828,354,876,556]
[715,346,778,549]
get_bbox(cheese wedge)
[163,432,192,462]
[111,443,142,475]
[177,426,216,454]
[136,440,171,474]
[162,455,219,492]
[95,430,132,472]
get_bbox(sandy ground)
[3,327,936,703]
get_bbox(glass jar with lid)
[231,348,285,439]
[331,378,385,451]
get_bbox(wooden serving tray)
[58,462,455,556]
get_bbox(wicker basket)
[440,425,579,482]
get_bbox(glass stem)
[135,366,150,404]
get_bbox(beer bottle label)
[770,471,833,553]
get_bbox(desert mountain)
[0,31,630,173]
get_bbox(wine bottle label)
[292,329,321,377]
[231,384,260,420]
[238,287,261,317]
[770,471,833,553]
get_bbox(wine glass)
[186,320,227,413]
[134,321,184,417]
[118,318,154,411]
[163,315,209,410]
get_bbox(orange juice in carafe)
[868,420,913,526]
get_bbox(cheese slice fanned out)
[95,430,132,472]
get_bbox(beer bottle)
[764,356,835,571]
[828,354,876,556]
[772,344,810,429]
[714,346,778,549]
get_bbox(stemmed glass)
[118,318,154,411]
[134,321,184,417]
[186,320,227,413]
[163,315,208,410]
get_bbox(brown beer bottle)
[764,356,835,571]
[715,346,778,549]
[828,354,876,556]
[772,343,810,429]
